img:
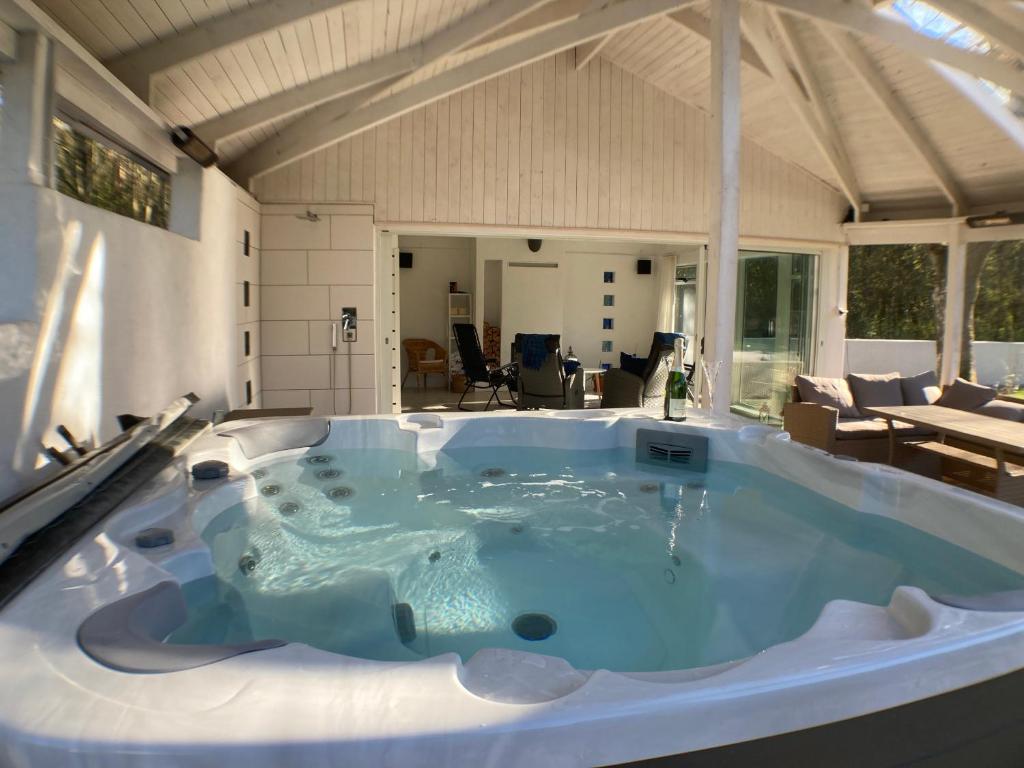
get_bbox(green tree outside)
[848,241,1024,382]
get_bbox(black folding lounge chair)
[451,323,518,411]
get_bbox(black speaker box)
[399,251,413,269]
[637,259,652,275]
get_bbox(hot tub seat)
[77,581,285,673]
[217,417,330,459]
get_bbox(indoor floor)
[400,385,602,413]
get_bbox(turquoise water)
[169,447,1024,672]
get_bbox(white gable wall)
[252,53,846,245]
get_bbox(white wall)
[845,338,1024,386]
[473,237,697,368]
[252,52,846,244]
[396,235,474,382]
[844,339,937,378]
[483,260,502,327]
[259,203,377,415]
[0,168,241,502]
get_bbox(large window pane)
[731,251,816,421]
[845,244,945,376]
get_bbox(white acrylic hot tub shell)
[1,410,1023,768]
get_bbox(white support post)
[703,0,741,416]
[0,31,55,186]
[940,225,967,385]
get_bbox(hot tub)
[2,410,1023,766]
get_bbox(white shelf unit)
[448,292,473,383]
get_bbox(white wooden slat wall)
[254,53,846,243]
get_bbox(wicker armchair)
[402,338,448,389]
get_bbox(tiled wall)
[259,203,377,415]
[236,188,262,409]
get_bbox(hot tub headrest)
[77,581,285,673]
[218,418,330,459]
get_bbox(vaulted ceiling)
[22,0,1024,219]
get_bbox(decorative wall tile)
[262,250,309,285]
[261,321,310,355]
[262,355,330,390]
[261,285,330,320]
[308,250,374,285]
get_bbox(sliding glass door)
[732,251,816,421]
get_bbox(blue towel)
[520,334,551,370]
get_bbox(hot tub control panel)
[341,307,357,342]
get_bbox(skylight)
[884,0,1023,116]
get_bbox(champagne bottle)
[664,337,687,422]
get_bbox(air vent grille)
[647,443,693,465]
[635,429,708,472]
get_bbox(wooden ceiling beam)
[926,0,1024,62]
[228,0,700,181]
[194,0,553,145]
[668,8,769,78]
[821,24,968,215]
[760,0,1024,95]
[574,35,611,69]
[104,0,361,101]
[742,4,863,216]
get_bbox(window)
[602,318,614,330]
[887,1,1023,119]
[601,340,613,353]
[603,294,615,306]
[53,114,171,228]
[603,271,615,283]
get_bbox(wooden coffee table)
[863,405,1024,505]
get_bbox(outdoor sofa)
[783,371,1024,462]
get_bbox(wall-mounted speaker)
[399,251,413,269]
[637,259,652,275]
[527,238,543,253]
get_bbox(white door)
[500,262,564,364]
[376,230,401,413]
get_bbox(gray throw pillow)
[900,370,941,406]
[937,378,997,412]
[848,372,903,410]
[795,375,860,417]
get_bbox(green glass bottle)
[664,337,687,422]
